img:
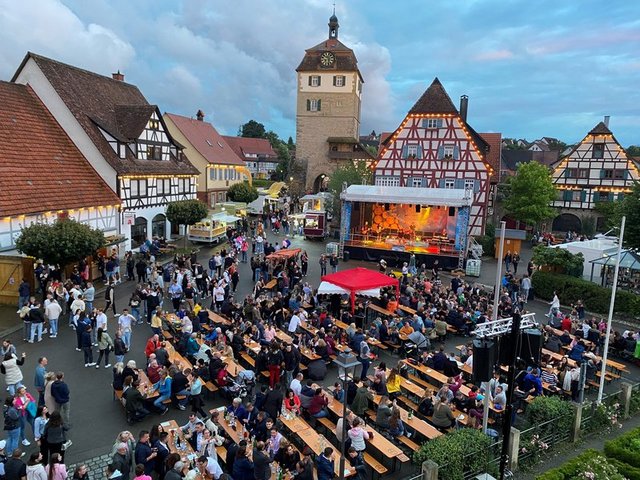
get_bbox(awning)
[340,184,473,207]
[211,213,241,224]
[590,250,640,271]
[317,281,381,297]
[321,267,399,312]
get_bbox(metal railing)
[436,440,502,480]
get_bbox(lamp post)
[333,350,360,480]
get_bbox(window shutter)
[421,119,427,128]
[600,169,606,179]
[417,145,423,158]
[308,76,312,86]
[317,76,321,86]
[581,190,587,202]
[454,179,464,189]
[474,181,480,193]
[564,169,569,178]
[436,119,443,127]
[453,145,460,160]
[438,178,445,188]
[317,99,322,111]
[623,170,629,179]
[593,191,600,202]
[401,144,408,159]
[333,76,337,86]
[306,99,311,111]
[563,190,572,201]
[437,145,444,159]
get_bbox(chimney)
[460,95,469,122]
[604,115,610,127]
[112,70,124,82]
[196,110,205,121]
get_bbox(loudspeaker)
[497,334,515,366]
[472,338,496,383]
[448,206,455,216]
[520,329,543,365]
[384,203,390,211]
[415,205,421,213]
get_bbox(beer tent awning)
[321,267,399,312]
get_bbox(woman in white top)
[347,417,370,452]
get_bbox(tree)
[165,200,208,246]
[532,244,584,277]
[594,200,622,233]
[227,182,259,203]
[619,182,640,250]
[326,161,373,219]
[503,161,556,227]
[240,120,266,138]
[626,145,640,157]
[16,218,105,267]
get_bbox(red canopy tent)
[321,267,399,313]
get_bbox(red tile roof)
[13,52,198,176]
[165,114,245,166]
[223,136,277,161]
[0,81,120,217]
[479,133,502,183]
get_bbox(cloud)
[0,0,134,77]
[473,49,514,61]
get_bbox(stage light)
[384,203,390,211]
[415,205,421,213]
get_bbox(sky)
[1,0,639,146]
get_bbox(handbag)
[26,401,37,418]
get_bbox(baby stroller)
[226,369,256,402]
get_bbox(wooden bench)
[317,417,336,435]
[397,453,411,463]
[203,380,218,399]
[162,331,174,341]
[240,352,256,368]
[407,374,437,391]
[398,396,419,412]
[363,452,388,478]
[216,446,227,463]
[298,363,308,371]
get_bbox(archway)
[152,214,166,239]
[131,216,148,249]
[552,213,582,233]
[313,174,329,193]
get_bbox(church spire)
[328,6,339,39]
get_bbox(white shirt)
[214,286,225,302]
[288,315,301,333]
[70,298,85,315]
[118,314,134,332]
[290,378,302,396]
[96,312,108,330]
[45,302,62,320]
[203,457,223,480]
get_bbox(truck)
[187,212,241,244]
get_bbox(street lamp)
[333,350,360,480]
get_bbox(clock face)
[320,52,335,67]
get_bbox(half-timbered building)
[164,111,251,207]
[0,81,121,252]
[12,53,198,250]
[374,78,493,236]
[550,118,640,232]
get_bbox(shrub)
[604,425,640,469]
[252,178,274,189]
[526,396,575,434]
[531,270,640,318]
[536,449,625,480]
[413,428,492,480]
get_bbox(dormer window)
[149,119,160,130]
[423,119,443,129]
[407,145,418,157]
[147,145,162,160]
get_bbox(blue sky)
[1,0,639,146]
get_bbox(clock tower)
[296,13,369,192]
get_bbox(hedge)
[604,425,640,469]
[526,396,574,434]
[413,428,492,480]
[531,270,640,318]
[536,449,625,480]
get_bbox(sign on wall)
[123,212,136,226]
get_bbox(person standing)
[113,332,127,365]
[134,431,157,476]
[50,372,70,426]
[96,328,114,369]
[503,251,512,273]
[81,327,95,367]
[44,299,62,339]
[512,252,521,275]
[300,251,308,277]
[319,255,327,276]
[29,305,45,344]
[118,310,135,350]
[521,275,532,303]
[34,358,47,407]
[547,291,560,317]
[3,396,21,456]
[105,282,116,316]
[41,412,68,464]
[2,352,26,396]
[357,337,371,381]
[13,386,35,447]
[329,254,339,273]
[18,280,30,311]
[84,283,95,314]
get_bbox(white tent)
[317,281,380,298]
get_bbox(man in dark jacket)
[134,430,157,475]
[315,447,335,480]
[432,346,448,371]
[28,306,45,343]
[262,384,284,421]
[81,327,94,366]
[123,380,149,424]
[51,372,70,425]
[442,354,461,378]
[253,441,272,480]
[112,443,132,480]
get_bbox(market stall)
[590,250,640,293]
[321,267,399,312]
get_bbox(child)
[34,406,48,444]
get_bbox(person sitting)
[307,388,329,418]
[227,397,247,419]
[559,331,572,346]
[520,368,543,397]
[283,389,301,415]
[544,329,563,353]
[123,379,149,424]
[431,395,455,431]
[442,353,461,377]
[568,341,586,362]
[432,346,447,371]
[375,396,392,429]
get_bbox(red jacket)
[145,339,161,357]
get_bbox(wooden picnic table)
[398,305,417,316]
[400,359,471,396]
[208,310,231,326]
[160,420,196,456]
[279,414,310,433]
[138,370,159,399]
[299,346,322,362]
[275,329,293,344]
[210,408,243,443]
[372,395,441,440]
[296,427,354,477]
[367,303,393,317]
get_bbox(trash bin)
[465,259,481,277]
[326,242,339,256]
[343,250,350,262]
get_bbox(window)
[579,169,589,178]
[422,119,443,129]
[444,145,455,158]
[411,178,423,187]
[309,75,321,87]
[307,99,321,111]
[156,179,171,195]
[407,145,418,157]
[614,170,625,179]
[601,169,614,179]
[147,145,162,160]
[464,179,475,191]
[218,192,225,202]
[592,143,605,159]
[444,179,455,189]
[564,168,577,178]
[333,75,345,87]
[597,191,611,202]
[130,179,147,198]
[375,176,400,187]
[148,119,160,130]
[571,191,582,202]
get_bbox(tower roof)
[409,78,459,115]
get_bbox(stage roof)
[340,185,473,207]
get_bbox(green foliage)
[240,120,266,138]
[532,245,584,277]
[252,179,274,189]
[604,425,640,469]
[327,161,372,194]
[531,270,640,317]
[165,200,208,228]
[536,449,625,480]
[413,429,492,480]
[582,215,596,237]
[594,201,622,233]
[526,396,575,434]
[227,182,259,203]
[16,219,105,267]
[626,145,640,157]
[504,162,556,227]
[619,182,640,251]
[477,223,496,257]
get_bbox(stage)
[339,185,473,270]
